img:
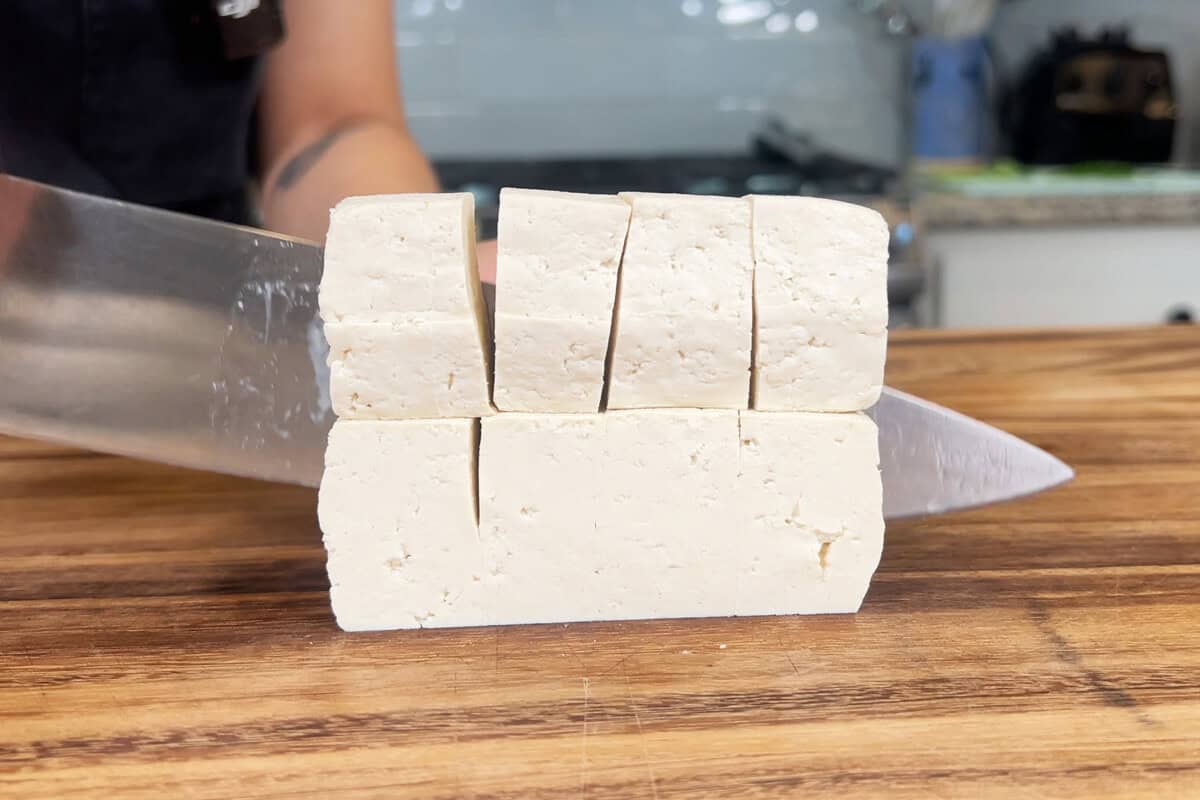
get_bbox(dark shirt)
[0,1,263,224]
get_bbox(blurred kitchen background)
[397,0,1200,329]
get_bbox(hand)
[476,238,497,285]
[0,178,37,274]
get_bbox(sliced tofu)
[320,193,488,325]
[475,413,608,625]
[492,189,631,412]
[593,410,743,620]
[470,409,880,627]
[749,196,888,411]
[319,193,493,418]
[491,316,612,413]
[606,193,753,410]
[324,320,492,419]
[315,189,887,632]
[735,410,883,615]
[322,410,883,631]
[478,410,741,625]
[318,418,488,632]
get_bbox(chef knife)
[0,174,1072,518]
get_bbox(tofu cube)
[319,193,493,418]
[493,189,631,412]
[318,419,487,631]
[476,413,607,625]
[594,410,743,619]
[319,193,489,325]
[478,410,741,625]
[324,320,493,419]
[474,409,881,626]
[491,316,611,413]
[735,411,884,614]
[606,193,753,410]
[749,196,888,411]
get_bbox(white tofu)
[473,409,880,627]
[318,418,488,632]
[606,193,753,409]
[324,320,493,419]
[322,410,883,631]
[319,193,493,419]
[492,189,631,412]
[319,193,488,325]
[749,196,889,411]
[735,411,884,615]
[478,410,741,625]
[490,316,610,413]
[594,410,743,619]
[493,188,631,319]
[476,413,607,625]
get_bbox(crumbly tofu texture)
[606,193,753,410]
[749,196,888,411]
[736,411,884,614]
[479,410,744,624]
[492,189,631,412]
[319,193,493,419]
[319,419,488,632]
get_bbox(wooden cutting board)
[2,326,1198,799]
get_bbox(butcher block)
[2,326,1198,799]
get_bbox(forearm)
[259,118,439,242]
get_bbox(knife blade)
[0,174,1072,517]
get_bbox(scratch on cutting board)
[1027,598,1157,727]
[624,673,661,800]
[784,651,804,680]
[580,677,590,795]
[596,653,634,678]
[493,628,500,679]
[778,634,807,680]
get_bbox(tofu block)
[492,189,631,412]
[324,320,492,419]
[735,411,883,615]
[321,410,883,631]
[319,193,493,418]
[594,410,744,619]
[479,410,742,625]
[470,409,882,627]
[475,413,608,625]
[320,193,489,325]
[749,196,888,411]
[491,316,611,413]
[606,193,753,409]
[318,418,488,632]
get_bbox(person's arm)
[256,0,439,243]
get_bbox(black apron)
[0,1,269,225]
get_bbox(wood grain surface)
[2,325,1199,799]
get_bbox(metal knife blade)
[869,388,1072,518]
[0,174,330,485]
[0,174,1072,517]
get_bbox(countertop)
[920,190,1200,228]
[3,326,1199,798]
[919,170,1200,228]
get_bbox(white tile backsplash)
[394,0,910,163]
[394,0,1200,164]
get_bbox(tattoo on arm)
[271,120,370,191]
